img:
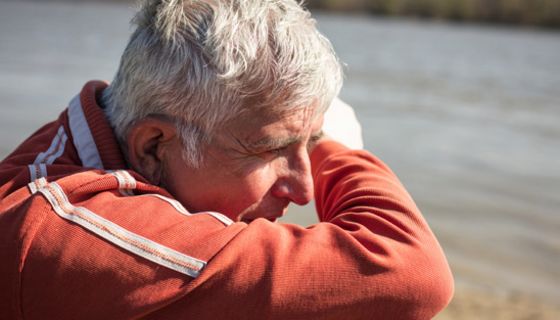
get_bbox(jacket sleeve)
[152,141,454,319]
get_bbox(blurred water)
[1,1,559,305]
[317,15,560,303]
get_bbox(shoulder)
[7,169,245,318]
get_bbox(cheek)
[216,164,280,218]
[163,151,281,219]
[232,165,278,202]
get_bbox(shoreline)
[306,0,560,28]
[15,0,560,29]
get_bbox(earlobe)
[125,118,177,185]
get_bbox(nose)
[270,147,314,205]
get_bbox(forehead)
[212,105,323,153]
[230,105,317,137]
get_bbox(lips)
[236,199,290,223]
[240,207,288,223]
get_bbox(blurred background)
[1,0,559,318]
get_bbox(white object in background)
[322,97,364,149]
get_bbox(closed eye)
[306,130,324,151]
[262,146,288,157]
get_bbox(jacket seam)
[14,196,52,320]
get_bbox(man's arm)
[146,139,453,319]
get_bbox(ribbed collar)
[79,80,128,170]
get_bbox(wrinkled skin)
[159,107,324,222]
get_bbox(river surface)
[1,0,559,308]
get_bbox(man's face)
[162,106,323,222]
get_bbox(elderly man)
[0,0,453,319]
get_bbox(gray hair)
[102,0,343,167]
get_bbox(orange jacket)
[0,81,453,319]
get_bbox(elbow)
[403,243,455,319]
[354,239,454,319]
[418,261,454,318]
[367,236,454,318]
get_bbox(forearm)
[310,139,454,317]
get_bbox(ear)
[125,118,177,185]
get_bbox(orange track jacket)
[0,81,453,319]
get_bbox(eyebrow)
[247,130,324,152]
[248,136,300,151]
